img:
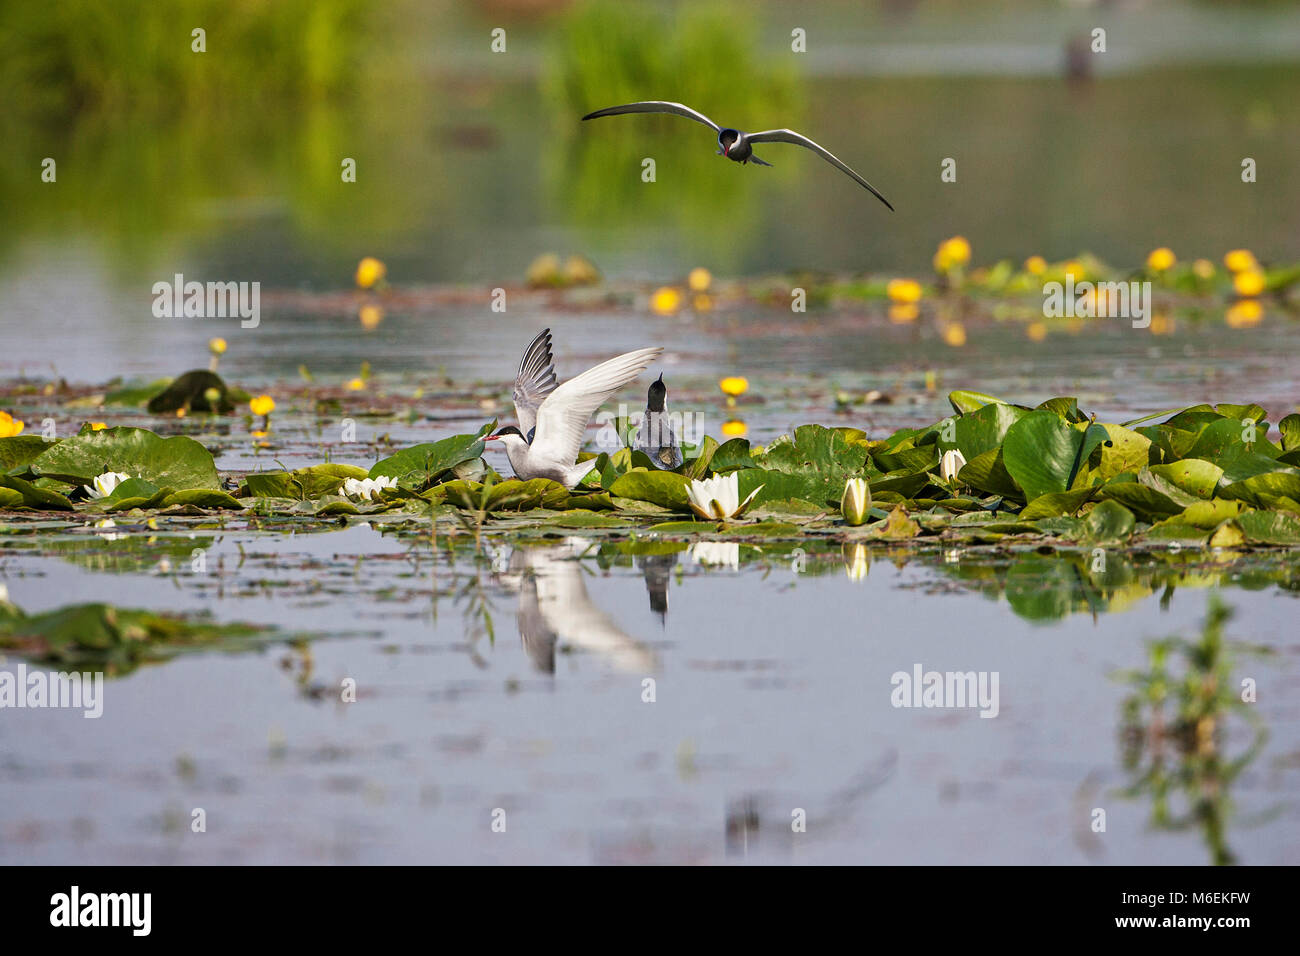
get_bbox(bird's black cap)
[646,372,667,412]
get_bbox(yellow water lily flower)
[1223,249,1258,274]
[0,411,24,438]
[346,377,367,391]
[721,419,747,438]
[1062,259,1085,280]
[1225,300,1263,328]
[942,323,967,347]
[688,267,712,292]
[887,278,923,303]
[1024,256,1047,276]
[89,422,107,431]
[250,395,275,417]
[933,236,971,273]
[1192,259,1215,280]
[719,377,748,409]
[355,257,387,290]
[209,337,227,355]
[1146,247,1176,272]
[1026,321,1048,342]
[692,293,713,312]
[650,286,682,315]
[1233,270,1265,297]
[359,304,384,329]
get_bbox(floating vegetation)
[2,392,1299,556]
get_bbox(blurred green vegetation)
[0,0,1296,285]
[541,0,804,251]
[0,0,374,119]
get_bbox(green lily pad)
[1019,488,1095,519]
[948,389,1006,414]
[1235,509,1300,545]
[958,447,1022,499]
[0,436,56,472]
[243,463,369,499]
[608,471,692,510]
[1147,459,1223,499]
[1081,500,1135,543]
[0,474,75,510]
[369,424,491,490]
[28,427,220,490]
[1002,410,1089,501]
[1279,414,1300,453]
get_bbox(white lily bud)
[841,476,871,526]
[940,449,967,483]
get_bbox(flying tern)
[581,100,893,211]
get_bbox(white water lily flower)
[83,471,132,499]
[841,476,871,526]
[685,473,762,521]
[341,476,398,501]
[940,449,968,483]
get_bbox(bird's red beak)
[722,143,730,156]
[484,435,499,442]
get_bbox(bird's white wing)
[531,551,656,673]
[582,101,721,132]
[513,328,558,439]
[746,129,894,210]
[530,347,662,466]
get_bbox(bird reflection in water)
[499,539,658,675]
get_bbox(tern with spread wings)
[486,328,662,489]
[581,100,893,211]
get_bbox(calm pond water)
[1,523,1297,865]
[2,7,1299,865]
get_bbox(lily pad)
[369,425,491,490]
[608,471,692,510]
[28,427,220,490]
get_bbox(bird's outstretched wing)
[513,328,558,439]
[746,129,894,210]
[530,347,663,466]
[582,101,721,132]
